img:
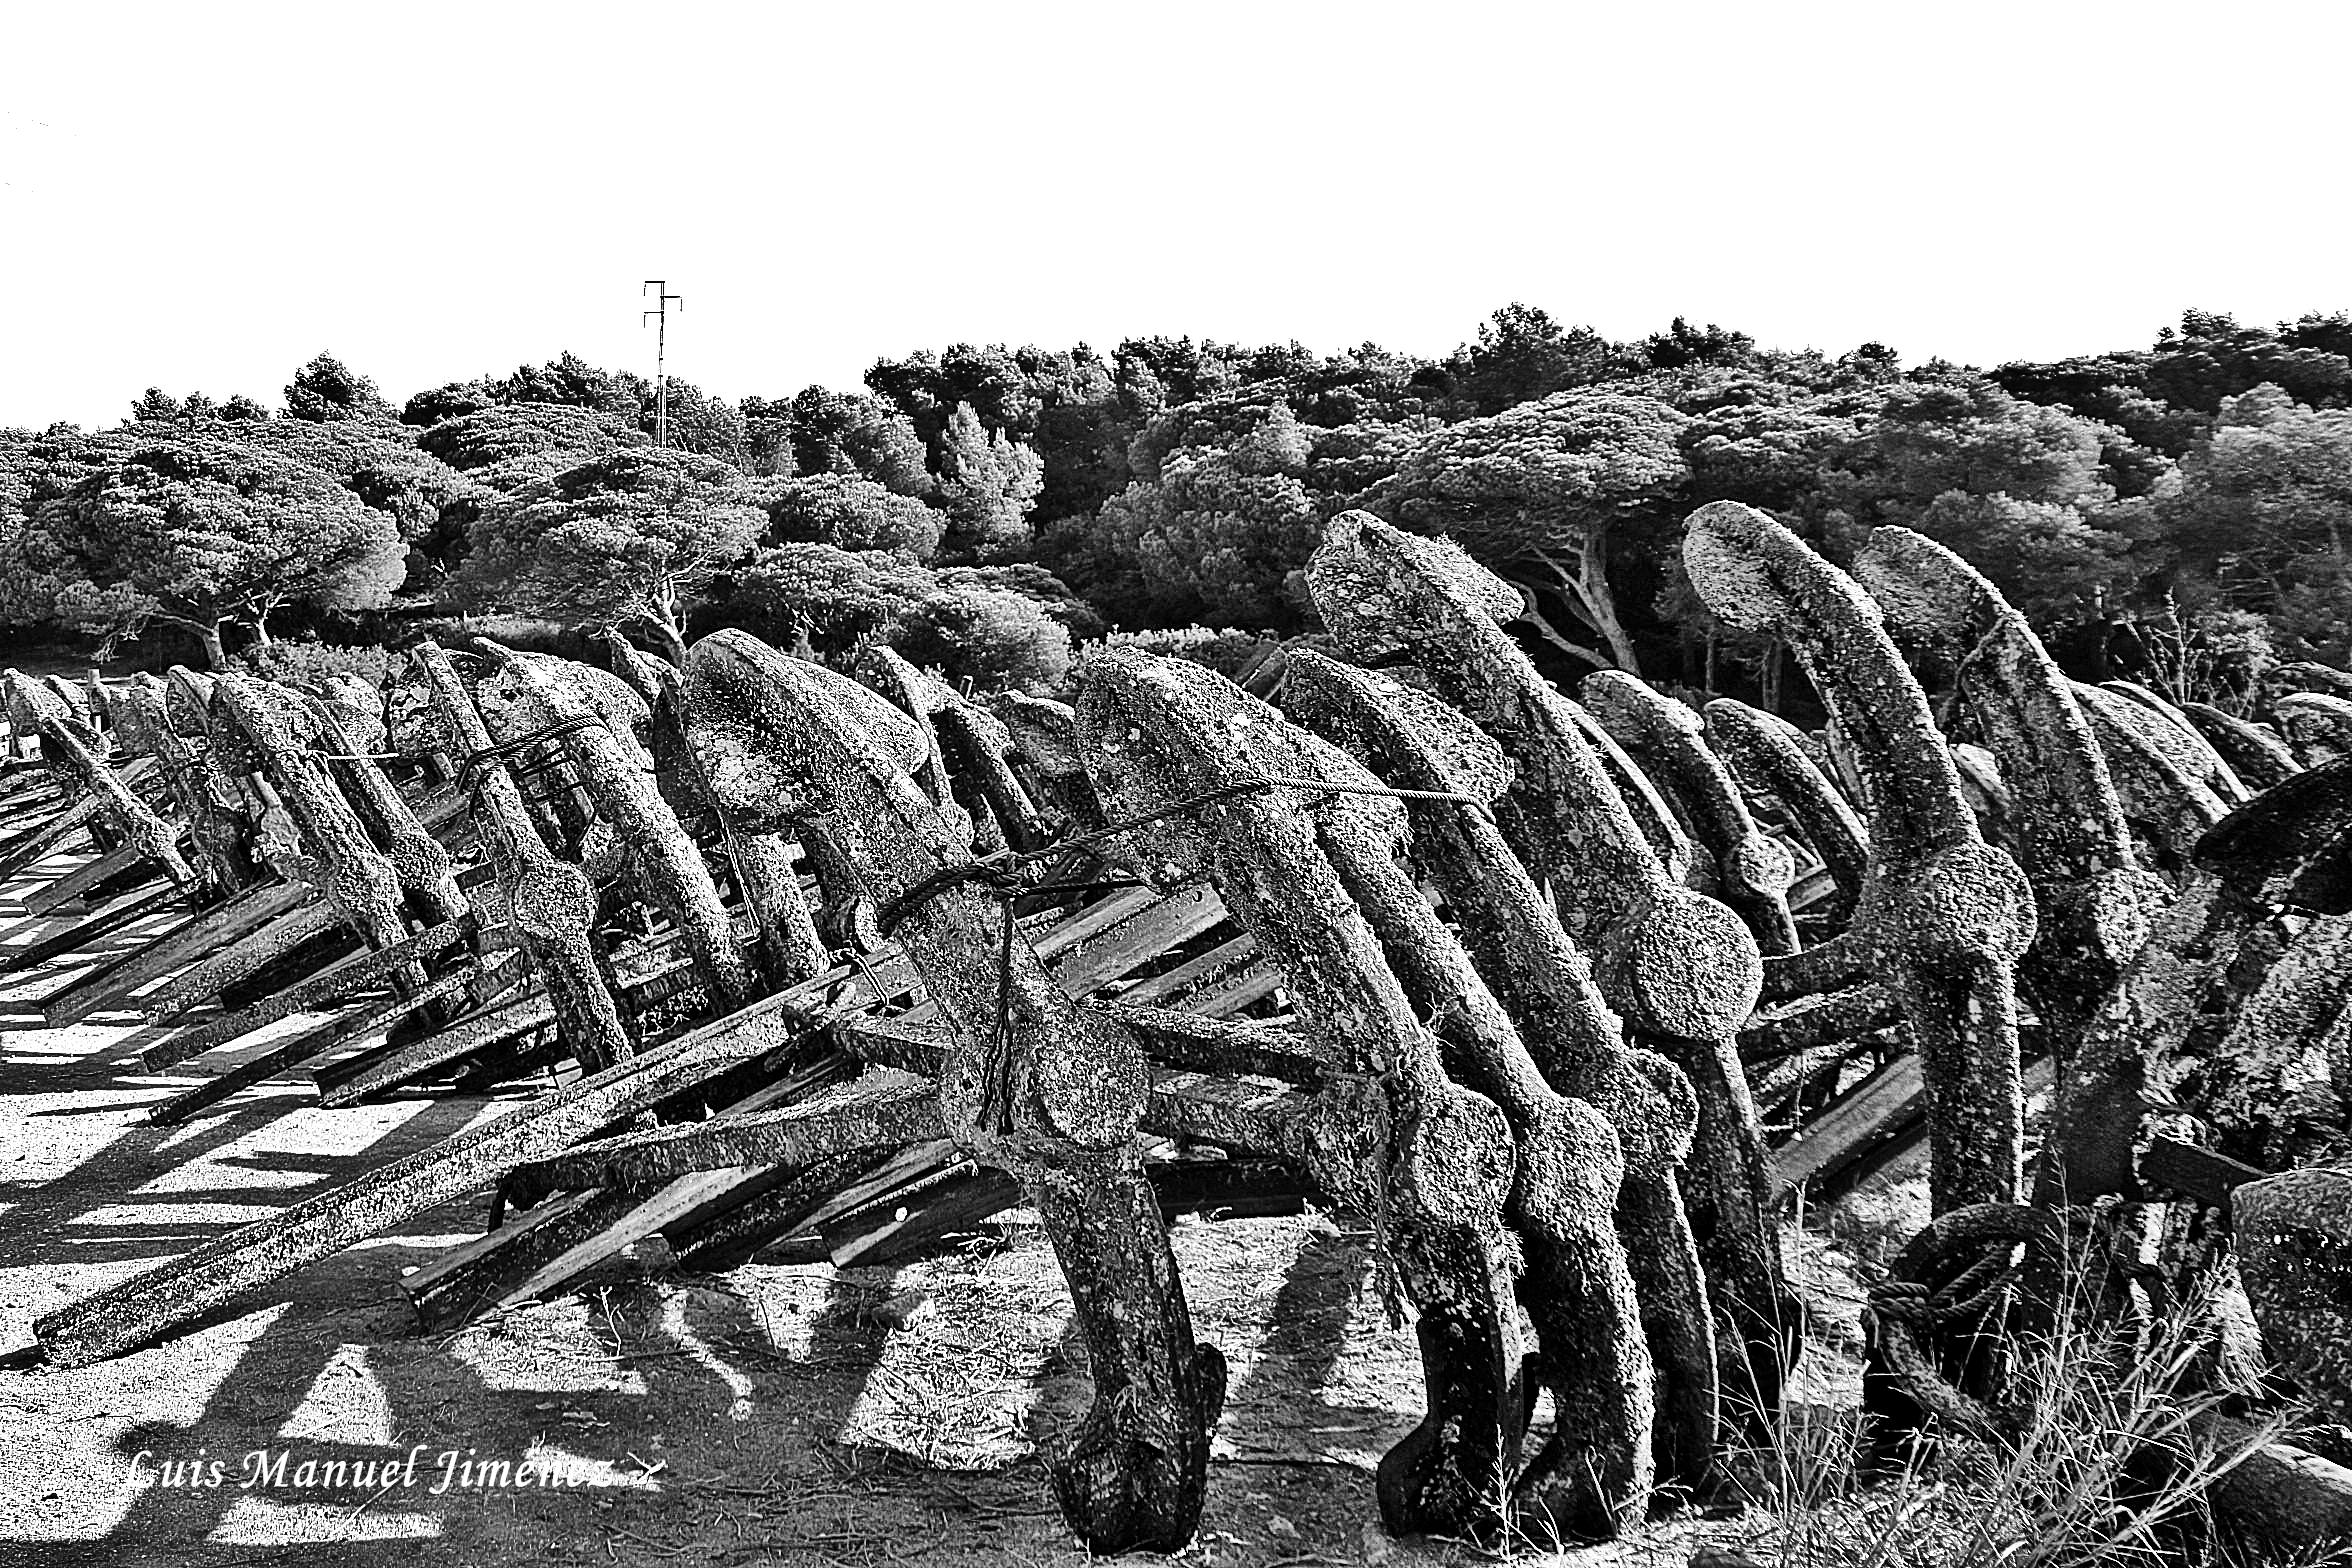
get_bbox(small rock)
[1690,1548,1768,1568]
[873,1289,935,1330]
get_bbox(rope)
[876,859,1030,938]
[877,772,1481,938]
[453,714,608,797]
[1869,1204,2100,1326]
[1869,1263,2028,1326]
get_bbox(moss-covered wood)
[683,628,1223,1554]
[1683,502,2035,1216]
[1076,647,1660,1540]
[1283,649,1737,1484]
[403,642,634,1075]
[1305,513,1787,1452]
[4,671,192,892]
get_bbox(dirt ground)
[0,847,1869,1568]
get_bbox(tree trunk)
[1512,590,1612,671]
[649,616,688,665]
[1537,535,1641,676]
[1585,601,1641,675]
[1579,531,1641,676]
[196,621,226,670]
[2088,585,2121,683]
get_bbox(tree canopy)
[1078,405,1322,631]
[2155,385,2352,661]
[931,402,1044,561]
[7,436,407,665]
[710,544,1073,692]
[742,387,931,495]
[285,353,397,423]
[762,473,944,558]
[18,307,2352,710]
[460,448,769,660]
[417,403,646,489]
[1380,390,1693,670]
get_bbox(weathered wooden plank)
[0,883,185,974]
[0,794,106,882]
[1185,966,1283,1018]
[146,955,522,1127]
[66,883,322,1029]
[0,773,72,823]
[21,843,155,916]
[516,1070,943,1190]
[44,881,322,1026]
[403,1044,874,1323]
[312,940,692,1107]
[1046,887,1228,996]
[142,915,480,1070]
[661,1149,903,1270]
[2140,1134,2268,1208]
[497,1127,913,1310]
[402,1187,649,1331]
[796,1140,975,1265]
[1769,1054,2056,1194]
[35,983,838,1367]
[1110,932,1258,1008]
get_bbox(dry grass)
[1715,1268,2351,1568]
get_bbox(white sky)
[3,0,2347,431]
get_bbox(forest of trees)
[6,305,2350,711]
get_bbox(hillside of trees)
[7,305,2350,712]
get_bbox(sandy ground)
[0,845,1868,1568]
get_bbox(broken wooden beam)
[402,1186,651,1331]
[33,984,840,1367]
[1769,1054,2057,1197]
[19,843,158,917]
[404,1030,881,1324]
[141,914,480,1070]
[2138,1135,2269,1210]
[146,952,527,1127]
[659,1150,907,1271]
[511,1068,944,1192]
[0,883,185,975]
[0,795,106,883]
[49,880,320,1026]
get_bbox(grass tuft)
[1716,1266,2350,1568]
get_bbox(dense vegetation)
[7,307,2350,707]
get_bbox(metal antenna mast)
[641,280,684,447]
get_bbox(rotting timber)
[0,502,2349,1554]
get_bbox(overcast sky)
[3,0,2345,430]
